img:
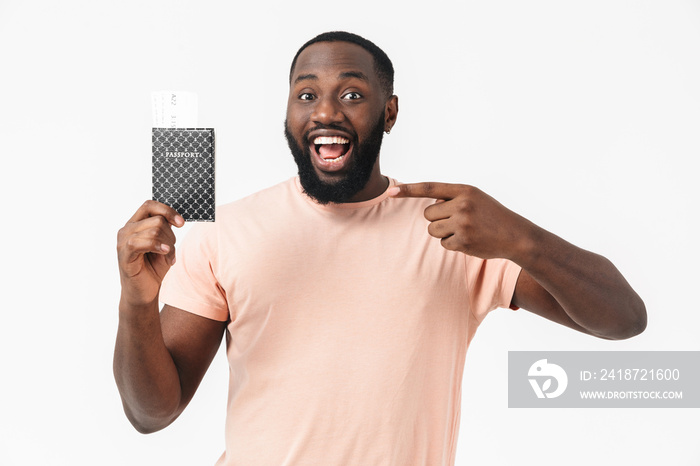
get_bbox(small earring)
[385,129,391,134]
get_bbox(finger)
[423,199,458,222]
[427,218,454,239]
[119,223,177,261]
[388,182,463,200]
[129,216,178,245]
[128,200,185,227]
[439,236,460,252]
[122,236,173,264]
[159,243,177,266]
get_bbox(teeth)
[313,136,349,145]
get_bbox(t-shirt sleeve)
[465,256,522,323]
[159,223,230,322]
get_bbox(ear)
[384,95,398,133]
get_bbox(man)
[114,31,646,465]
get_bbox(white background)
[1,0,698,464]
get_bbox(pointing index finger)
[388,182,462,200]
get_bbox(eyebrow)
[293,71,370,84]
[294,73,318,84]
[339,71,369,82]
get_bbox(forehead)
[292,41,378,84]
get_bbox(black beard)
[284,114,385,204]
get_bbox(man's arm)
[389,183,646,340]
[114,201,226,433]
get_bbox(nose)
[311,96,345,126]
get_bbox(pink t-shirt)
[160,177,522,466]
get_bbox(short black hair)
[289,31,394,98]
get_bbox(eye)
[299,93,315,101]
[342,92,362,100]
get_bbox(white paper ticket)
[151,91,198,128]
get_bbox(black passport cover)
[152,128,215,222]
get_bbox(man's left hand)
[389,182,536,263]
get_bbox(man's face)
[285,41,396,204]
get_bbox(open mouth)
[312,136,351,163]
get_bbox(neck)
[346,160,388,202]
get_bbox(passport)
[152,127,215,222]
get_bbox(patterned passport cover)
[152,128,215,222]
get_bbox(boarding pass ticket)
[151,91,198,128]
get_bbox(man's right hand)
[116,200,184,308]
